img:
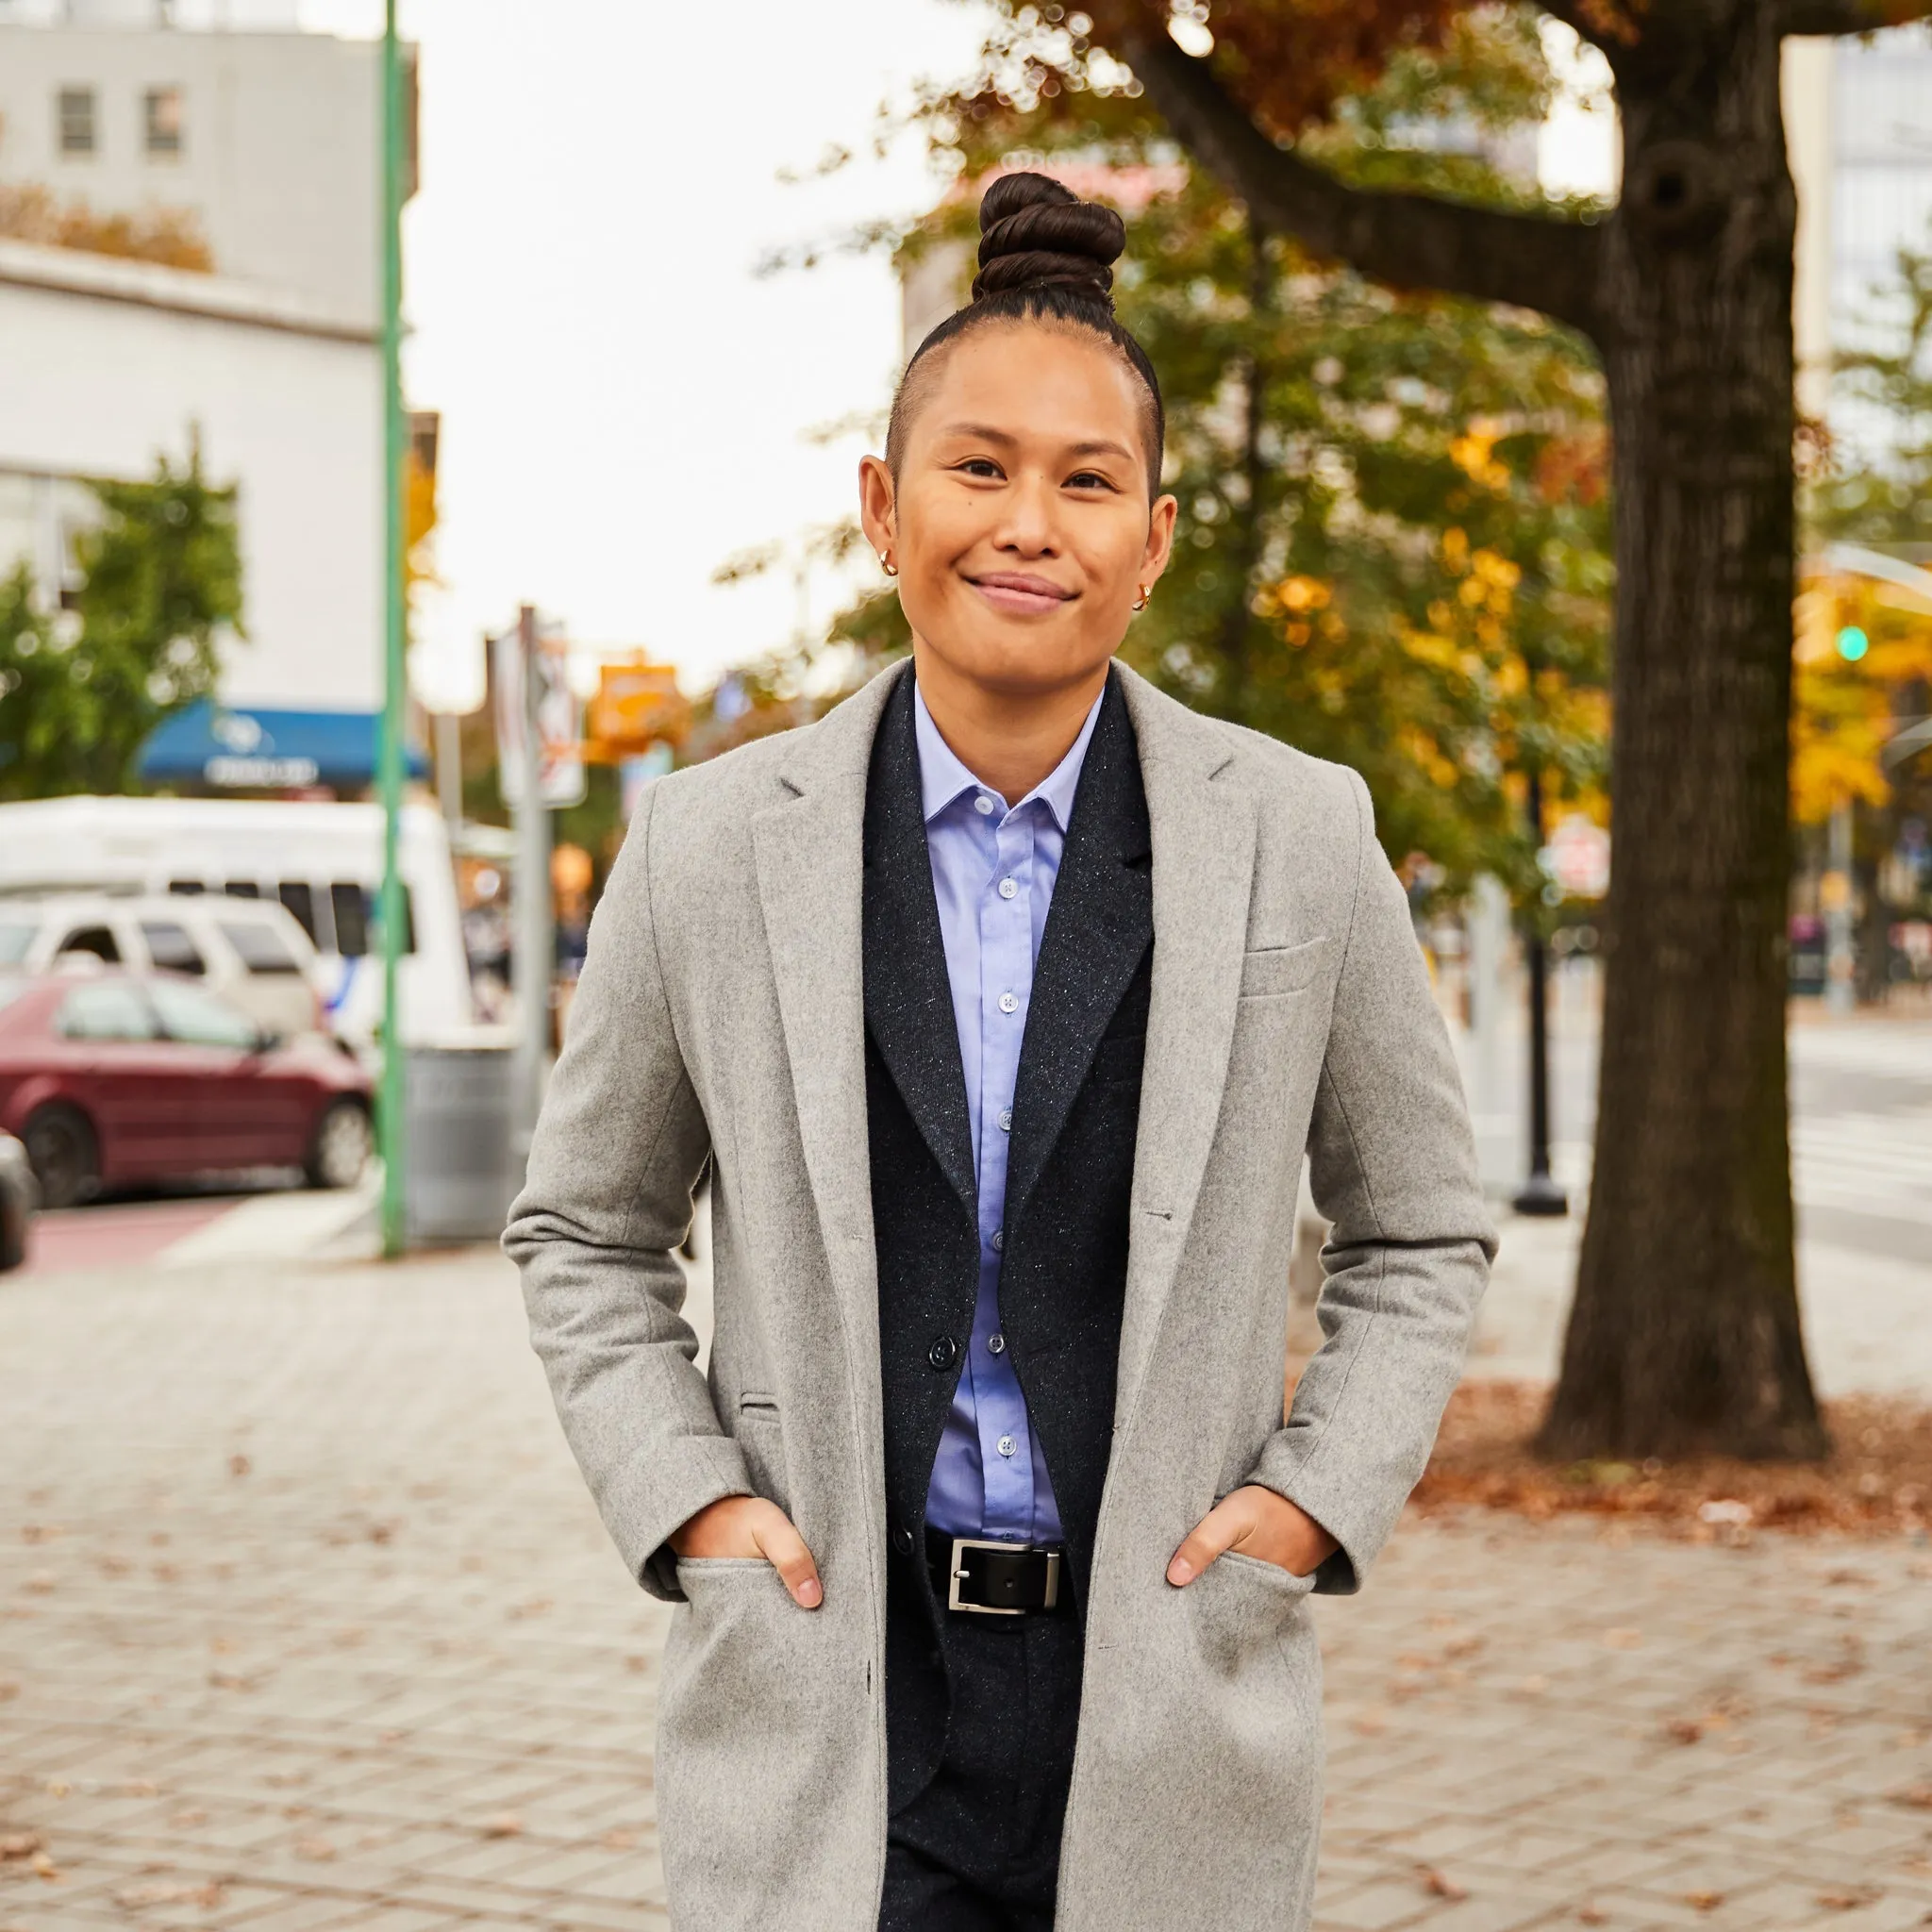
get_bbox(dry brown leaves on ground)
[1410,1383,1932,1540]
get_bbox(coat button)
[891,1524,915,1556]
[927,1334,958,1371]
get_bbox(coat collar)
[1110,664,1257,1421]
[753,656,1259,1438]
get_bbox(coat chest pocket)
[1240,937,1328,1000]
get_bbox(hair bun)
[972,171,1124,308]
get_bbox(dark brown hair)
[885,171,1166,497]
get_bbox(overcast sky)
[297,1,1616,711]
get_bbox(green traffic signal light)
[1837,625,1870,661]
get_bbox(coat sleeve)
[1245,767,1495,1593]
[501,783,753,1600]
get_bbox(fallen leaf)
[600,1827,639,1851]
[1817,1888,1882,1911]
[1576,1909,1607,1926]
[293,1836,335,1861]
[0,1833,42,1861]
[25,1572,55,1594]
[1666,1717,1705,1745]
[1892,1785,1932,1811]
[229,1454,251,1476]
[1420,1867,1468,1901]
[30,1852,58,1882]
[1685,1891,1724,1912]
[482,1813,523,1839]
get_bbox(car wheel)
[24,1105,99,1211]
[306,1099,373,1191]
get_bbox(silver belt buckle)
[947,1537,1060,1616]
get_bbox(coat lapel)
[1005,672,1154,1228]
[1111,664,1257,1420]
[860,670,976,1215]
[751,663,908,1383]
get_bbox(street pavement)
[3,1011,1929,1931]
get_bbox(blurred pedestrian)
[506,171,1492,1930]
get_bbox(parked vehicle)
[0,1127,33,1271]
[0,970,374,1208]
[0,893,325,1041]
[0,796,472,1046]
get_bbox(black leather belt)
[924,1526,1067,1616]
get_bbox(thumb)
[750,1502,824,1610]
[1167,1493,1249,1588]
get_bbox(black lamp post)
[1513,765,1569,1217]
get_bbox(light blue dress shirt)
[914,679,1105,1545]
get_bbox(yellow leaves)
[1448,422,1511,492]
[1398,724,1462,791]
[1441,526,1469,571]
[1277,574,1332,612]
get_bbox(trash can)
[404,1029,518,1244]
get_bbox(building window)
[58,87,95,157]
[144,86,183,158]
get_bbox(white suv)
[0,894,325,1041]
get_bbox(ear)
[1139,492,1179,590]
[858,456,897,564]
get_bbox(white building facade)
[0,2,411,716]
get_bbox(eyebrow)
[935,423,1138,465]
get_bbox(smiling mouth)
[968,573,1076,617]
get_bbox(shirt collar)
[912,676,1106,834]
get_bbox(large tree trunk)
[1540,13,1826,1458]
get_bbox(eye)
[954,458,1006,480]
[1065,470,1119,492]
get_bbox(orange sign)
[585,658,688,759]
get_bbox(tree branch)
[1777,0,1932,32]
[1123,30,1605,340]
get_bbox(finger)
[750,1503,824,1609]
[1166,1493,1253,1588]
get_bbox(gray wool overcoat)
[504,658,1494,1930]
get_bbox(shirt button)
[998,991,1018,1014]
[998,1108,1012,1133]
[988,1332,1006,1356]
[998,876,1019,899]
[997,1435,1017,1458]
[927,1334,958,1372]
[974,794,995,816]
[991,1229,1004,1253]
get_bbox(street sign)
[586,658,688,759]
[492,623,585,808]
[1541,814,1610,900]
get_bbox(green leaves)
[0,440,242,801]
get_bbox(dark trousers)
[879,1605,1084,1929]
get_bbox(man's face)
[866,323,1175,701]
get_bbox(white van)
[0,893,326,1040]
[0,797,473,1046]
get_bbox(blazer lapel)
[751,663,908,1385]
[860,670,976,1215]
[1111,664,1257,1421]
[1005,672,1154,1227]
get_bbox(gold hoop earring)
[879,552,898,578]
[1132,585,1151,611]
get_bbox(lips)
[969,573,1075,617]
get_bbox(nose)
[992,471,1059,559]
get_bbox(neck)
[910,642,1108,803]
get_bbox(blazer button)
[927,1334,958,1372]
[891,1525,915,1557]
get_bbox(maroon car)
[0,968,374,1208]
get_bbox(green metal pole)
[377,0,408,1257]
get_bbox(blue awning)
[137,700,428,791]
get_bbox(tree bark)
[1124,3,1847,1457]
[1541,7,1824,1457]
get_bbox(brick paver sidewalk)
[3,1250,1929,1932]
